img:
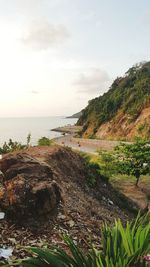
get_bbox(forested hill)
[67,111,82,118]
[77,61,150,141]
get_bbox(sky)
[0,0,150,117]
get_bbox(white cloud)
[21,19,70,50]
[30,90,39,94]
[74,68,111,95]
[15,0,41,8]
[12,0,67,14]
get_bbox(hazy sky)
[0,0,150,117]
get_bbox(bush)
[98,212,150,267]
[0,134,32,154]
[0,139,26,154]
[98,150,117,178]
[38,137,53,146]
[82,154,108,186]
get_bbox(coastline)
[51,125,82,134]
[52,125,131,153]
[0,116,78,146]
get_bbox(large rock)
[0,153,62,225]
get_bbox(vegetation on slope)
[0,135,53,154]
[99,140,150,186]
[77,61,150,140]
[67,111,83,118]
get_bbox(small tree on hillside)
[114,141,150,186]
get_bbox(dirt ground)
[0,145,135,264]
[110,175,150,210]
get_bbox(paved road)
[54,134,124,154]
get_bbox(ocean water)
[0,117,77,146]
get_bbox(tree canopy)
[114,141,150,185]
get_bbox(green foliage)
[99,141,150,186]
[0,139,26,154]
[114,141,150,185]
[21,236,93,267]
[38,137,53,146]
[98,212,150,267]
[138,122,150,139]
[98,151,118,177]
[7,213,150,267]
[77,61,150,139]
[83,154,108,186]
[0,133,32,154]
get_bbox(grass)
[83,152,150,209]
[110,174,150,209]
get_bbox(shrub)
[0,134,32,154]
[83,154,108,186]
[98,212,150,267]
[0,139,26,154]
[98,150,117,178]
[38,137,53,146]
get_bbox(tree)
[27,133,31,147]
[114,141,150,186]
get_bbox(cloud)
[81,11,96,21]
[30,90,39,94]
[74,68,111,95]
[21,19,70,50]
[15,0,41,9]
[14,0,68,15]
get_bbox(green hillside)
[77,61,150,140]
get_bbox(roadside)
[53,126,150,210]
[52,125,131,154]
[54,134,123,153]
[52,125,150,211]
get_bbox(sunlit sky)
[0,0,150,117]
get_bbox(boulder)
[0,153,62,225]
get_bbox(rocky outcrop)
[95,107,150,141]
[0,153,62,225]
[0,146,138,233]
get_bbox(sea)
[0,117,78,146]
